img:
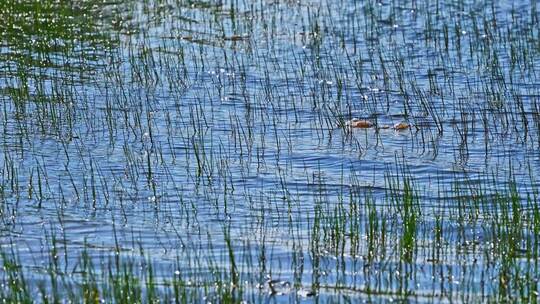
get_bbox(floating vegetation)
[346,119,374,128]
[393,122,410,130]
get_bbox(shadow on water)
[0,0,117,81]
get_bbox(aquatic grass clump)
[2,163,540,302]
[0,242,249,304]
[0,250,32,303]
[1,0,540,302]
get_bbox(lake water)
[1,0,540,302]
